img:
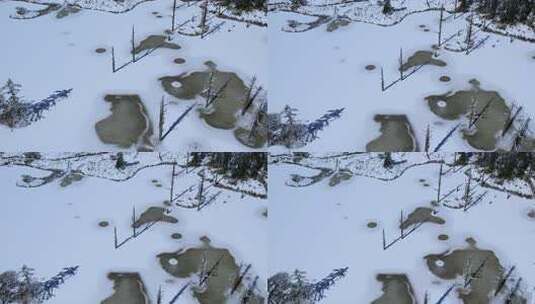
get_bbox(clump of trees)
[455,152,535,181]
[0,265,78,303]
[459,0,535,26]
[383,0,393,14]
[218,0,266,12]
[188,152,267,180]
[290,0,307,10]
[0,79,72,129]
[268,268,348,304]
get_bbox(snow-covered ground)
[0,0,267,151]
[269,1,535,151]
[0,152,268,303]
[269,153,535,302]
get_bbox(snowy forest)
[3,0,535,303]
[0,152,268,304]
[270,152,535,303]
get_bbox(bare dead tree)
[463,255,490,288]
[199,254,225,286]
[110,25,167,73]
[113,205,160,249]
[200,0,208,36]
[206,79,231,107]
[157,285,163,304]
[113,226,118,248]
[435,284,456,304]
[232,264,252,295]
[382,209,426,250]
[132,205,137,237]
[399,209,405,238]
[381,50,427,92]
[168,282,190,304]
[495,266,516,296]
[170,163,176,203]
[465,14,474,49]
[503,105,522,136]
[171,0,177,32]
[463,168,472,206]
[131,25,136,63]
[247,101,266,143]
[512,118,531,151]
[437,163,443,203]
[242,77,264,115]
[380,67,385,91]
[197,169,205,208]
[160,103,197,142]
[399,48,404,80]
[433,123,461,152]
[242,276,259,304]
[171,185,196,203]
[425,124,431,153]
[468,98,494,128]
[111,47,116,72]
[438,6,444,46]
[506,278,522,303]
[159,96,165,141]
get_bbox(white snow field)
[269,153,535,303]
[0,0,267,151]
[269,0,535,152]
[0,152,268,303]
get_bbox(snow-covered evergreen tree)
[0,79,72,129]
[37,266,79,302]
[0,265,78,304]
[305,108,344,142]
[269,105,344,148]
[268,267,348,304]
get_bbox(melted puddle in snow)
[95,94,153,149]
[423,238,525,304]
[159,62,266,148]
[401,50,446,72]
[102,272,149,304]
[371,274,417,304]
[133,206,178,228]
[425,79,510,150]
[400,207,445,230]
[366,115,418,152]
[157,244,263,304]
[133,35,181,55]
[159,62,248,130]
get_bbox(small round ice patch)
[168,258,178,266]
[437,101,447,108]
[435,260,445,267]
[171,81,182,88]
